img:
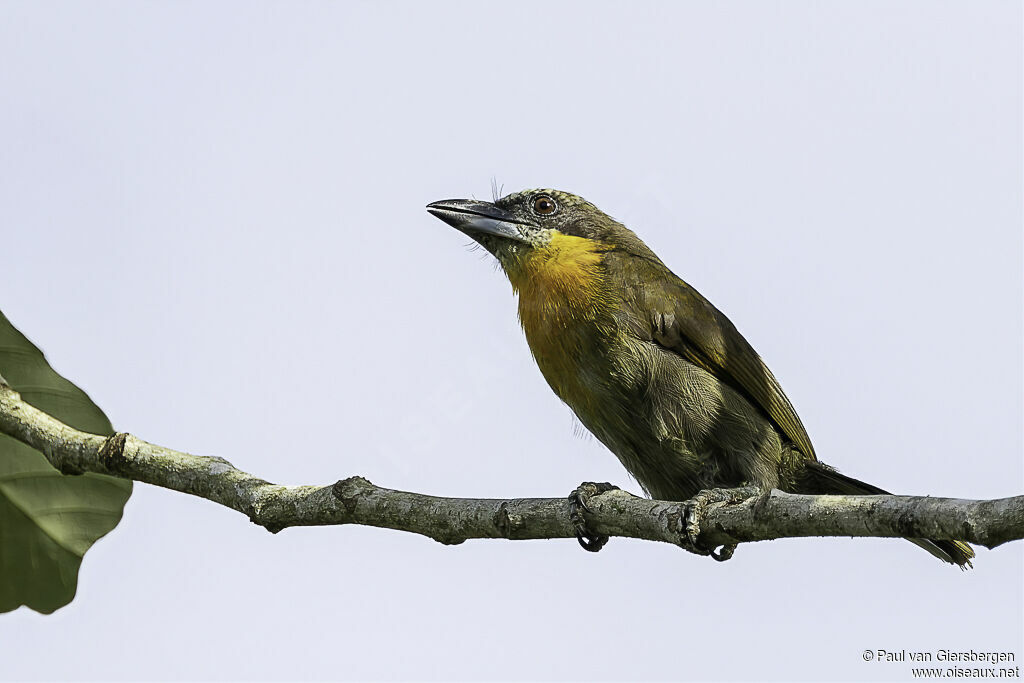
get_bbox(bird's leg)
[567,481,619,552]
[682,486,761,561]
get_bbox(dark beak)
[426,199,533,243]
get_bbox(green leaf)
[0,311,132,614]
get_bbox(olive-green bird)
[427,188,974,567]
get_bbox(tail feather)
[797,462,975,568]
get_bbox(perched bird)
[427,189,974,567]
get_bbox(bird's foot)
[568,481,619,552]
[682,486,761,561]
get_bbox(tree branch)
[1,382,1021,553]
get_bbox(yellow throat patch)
[505,232,610,327]
[504,231,615,414]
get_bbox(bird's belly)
[525,322,612,420]
[529,331,784,500]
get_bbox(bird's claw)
[681,486,760,561]
[568,481,618,553]
[710,544,737,562]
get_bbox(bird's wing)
[635,260,817,460]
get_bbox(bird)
[426,188,974,567]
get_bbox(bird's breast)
[505,233,618,415]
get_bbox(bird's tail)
[797,462,974,568]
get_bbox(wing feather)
[632,259,817,461]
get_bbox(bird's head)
[427,189,656,275]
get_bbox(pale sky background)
[1,2,1021,681]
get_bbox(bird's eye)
[532,195,557,216]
